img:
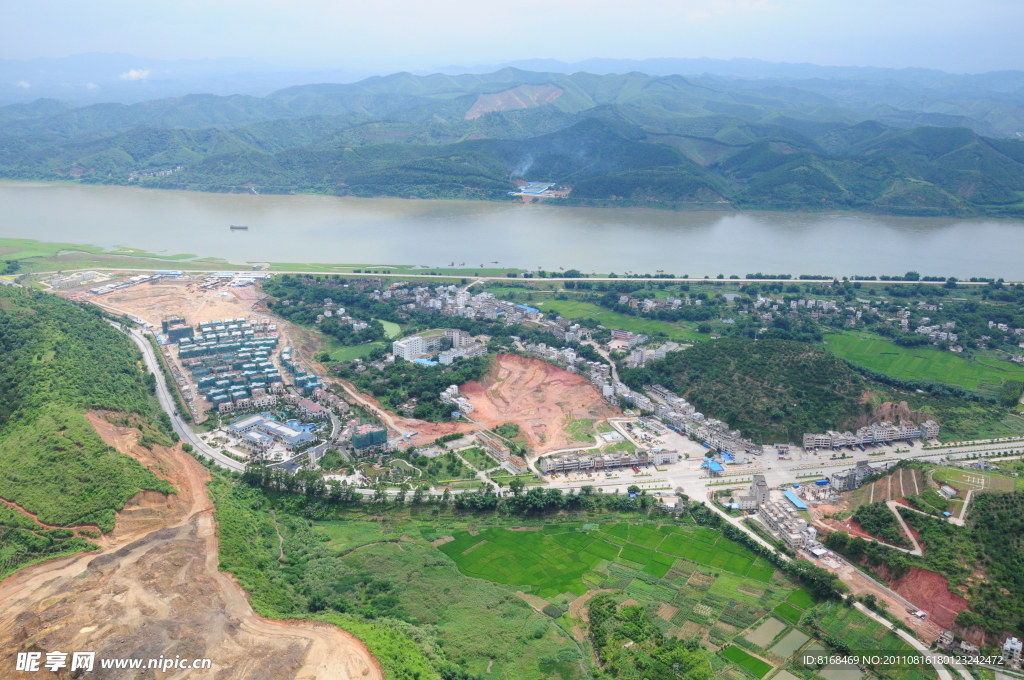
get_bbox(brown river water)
[2,181,1023,278]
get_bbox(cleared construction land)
[460,353,621,453]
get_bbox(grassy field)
[824,333,1024,394]
[328,342,385,362]
[438,521,777,599]
[310,518,575,678]
[458,446,497,471]
[931,466,1018,492]
[720,645,773,678]
[810,602,936,680]
[535,299,702,342]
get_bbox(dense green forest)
[2,69,1023,216]
[0,288,174,577]
[955,492,1024,635]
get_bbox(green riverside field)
[536,299,702,342]
[823,333,1024,394]
[438,522,776,598]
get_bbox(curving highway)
[111,321,246,472]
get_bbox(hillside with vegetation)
[2,69,1023,216]
[824,471,1024,641]
[0,287,174,578]
[621,338,866,443]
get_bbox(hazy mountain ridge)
[1,68,1022,217]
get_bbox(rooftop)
[783,490,808,510]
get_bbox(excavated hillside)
[0,415,381,680]
[460,353,621,453]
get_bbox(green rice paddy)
[438,521,776,598]
[785,588,816,609]
[720,646,773,678]
[823,333,1024,394]
[772,602,805,625]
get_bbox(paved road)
[112,322,246,472]
[851,603,959,680]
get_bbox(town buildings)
[539,450,646,474]
[830,461,879,492]
[802,420,938,450]
[439,384,475,415]
[758,498,819,549]
[477,431,511,462]
[734,474,770,510]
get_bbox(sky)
[2,0,1022,74]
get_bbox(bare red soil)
[460,354,621,453]
[465,84,563,120]
[891,567,969,629]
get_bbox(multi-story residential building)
[504,455,529,475]
[804,420,938,450]
[439,384,475,414]
[734,474,770,510]
[477,431,511,462]
[352,424,390,454]
[539,450,652,474]
[831,460,878,491]
[757,498,818,549]
[1002,637,1022,669]
[392,335,424,361]
[445,328,471,348]
[298,398,329,420]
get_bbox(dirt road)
[0,414,382,679]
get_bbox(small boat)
[230,225,249,230]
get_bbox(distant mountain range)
[1,66,1023,217]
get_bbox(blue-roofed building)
[413,358,438,366]
[783,490,808,510]
[708,461,724,477]
[516,304,540,314]
[228,414,264,433]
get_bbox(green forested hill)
[2,68,1024,215]
[0,288,174,578]
[621,338,867,443]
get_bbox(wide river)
[3,181,1024,278]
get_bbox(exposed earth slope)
[0,416,381,680]
[460,353,621,453]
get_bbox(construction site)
[60,272,268,329]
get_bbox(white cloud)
[15,80,30,88]
[118,69,151,80]
[86,82,99,89]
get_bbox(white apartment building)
[392,335,424,361]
